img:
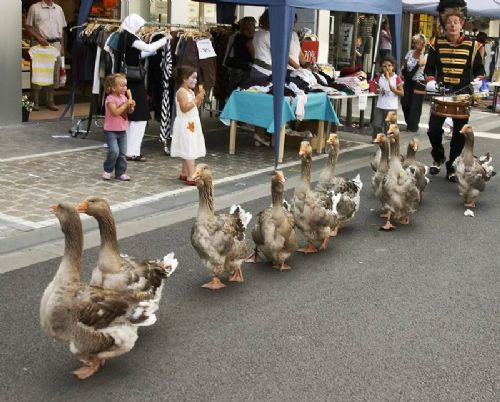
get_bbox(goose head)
[373,133,390,149]
[459,124,473,137]
[409,138,419,152]
[76,196,111,218]
[299,141,312,159]
[385,111,397,124]
[50,203,80,231]
[387,123,400,138]
[327,133,340,154]
[271,170,286,206]
[193,163,213,188]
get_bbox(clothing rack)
[64,18,122,137]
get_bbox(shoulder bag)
[120,32,145,82]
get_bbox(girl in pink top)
[102,73,135,181]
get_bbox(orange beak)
[49,204,59,214]
[76,201,88,213]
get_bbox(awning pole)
[370,14,383,80]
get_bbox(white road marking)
[0,144,106,162]
[0,143,372,230]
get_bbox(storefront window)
[188,1,216,24]
[150,0,169,23]
[89,0,121,19]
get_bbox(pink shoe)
[102,172,111,180]
[116,174,130,181]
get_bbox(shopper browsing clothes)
[119,14,167,162]
[424,0,484,182]
[371,56,404,139]
[24,0,67,111]
[401,34,427,132]
[170,67,206,186]
[102,74,136,181]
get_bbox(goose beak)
[49,204,59,214]
[76,201,88,213]
[275,171,286,183]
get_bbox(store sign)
[339,23,354,61]
[196,39,217,60]
[155,0,168,14]
[301,41,319,64]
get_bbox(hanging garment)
[160,38,173,143]
[29,45,60,86]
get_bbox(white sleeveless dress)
[170,88,206,160]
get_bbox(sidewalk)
[0,110,372,253]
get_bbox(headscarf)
[120,14,146,37]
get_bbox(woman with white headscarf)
[119,14,167,162]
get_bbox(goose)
[292,141,341,253]
[453,125,496,208]
[372,133,420,230]
[246,170,297,271]
[370,112,398,172]
[76,197,178,308]
[191,163,252,290]
[41,203,158,379]
[403,138,429,198]
[315,133,363,236]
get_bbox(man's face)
[445,15,464,36]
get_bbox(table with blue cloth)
[220,91,339,162]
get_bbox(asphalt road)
[1,137,499,402]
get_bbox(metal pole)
[371,14,383,80]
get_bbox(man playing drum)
[424,0,484,182]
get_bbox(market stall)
[201,0,403,168]
[220,91,339,161]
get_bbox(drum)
[430,96,470,119]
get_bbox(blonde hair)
[411,33,426,48]
[104,73,126,94]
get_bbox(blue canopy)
[204,1,402,167]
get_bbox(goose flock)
[41,124,494,379]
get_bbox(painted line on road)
[0,142,373,230]
[0,144,107,162]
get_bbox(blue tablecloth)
[220,91,339,133]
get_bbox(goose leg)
[380,212,395,231]
[228,267,244,282]
[272,262,291,271]
[464,201,476,208]
[319,236,331,251]
[72,357,104,380]
[399,216,411,224]
[298,243,318,254]
[379,210,390,218]
[330,226,339,237]
[201,276,227,290]
[244,249,258,263]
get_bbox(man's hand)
[38,37,49,46]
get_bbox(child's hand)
[197,88,206,98]
[128,99,136,108]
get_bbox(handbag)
[121,63,145,82]
[120,32,145,82]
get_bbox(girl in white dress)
[170,66,206,185]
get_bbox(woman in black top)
[226,17,256,93]
[118,14,167,161]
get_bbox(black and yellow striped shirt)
[424,35,485,93]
